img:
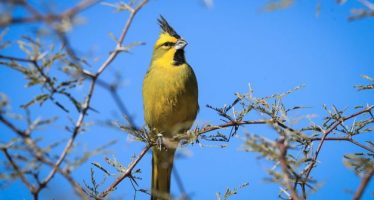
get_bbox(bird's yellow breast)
[142,63,198,137]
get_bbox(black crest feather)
[158,15,180,39]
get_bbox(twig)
[0,114,86,199]
[0,114,27,137]
[353,167,374,200]
[195,119,270,136]
[0,54,35,63]
[1,148,36,192]
[305,106,373,177]
[62,0,101,18]
[1,0,149,197]
[277,138,299,200]
[96,79,137,130]
[302,105,374,198]
[36,78,96,196]
[35,151,87,199]
[0,54,84,112]
[1,0,101,65]
[310,137,374,153]
[99,144,151,198]
[95,0,148,76]
[195,118,301,138]
[0,54,57,92]
[173,163,188,200]
[0,0,101,26]
[0,0,148,198]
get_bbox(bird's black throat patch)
[173,49,185,66]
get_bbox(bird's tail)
[151,147,176,200]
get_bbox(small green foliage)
[101,1,135,12]
[0,1,373,200]
[92,162,112,176]
[216,182,249,200]
[263,0,294,12]
[354,75,374,91]
[0,93,8,111]
[105,156,127,173]
[344,153,374,176]
[83,168,104,198]
[243,134,278,160]
[21,94,49,109]
[204,84,373,198]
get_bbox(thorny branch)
[97,102,373,198]
[310,137,374,153]
[99,144,151,198]
[38,78,96,194]
[96,79,137,130]
[0,54,75,113]
[1,1,373,200]
[1,148,36,192]
[301,105,374,198]
[194,94,373,199]
[276,138,299,200]
[36,0,148,198]
[353,167,374,200]
[0,111,87,199]
[0,0,100,26]
[0,0,149,199]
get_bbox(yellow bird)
[142,16,199,200]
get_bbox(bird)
[142,16,199,200]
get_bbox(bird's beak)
[175,39,187,50]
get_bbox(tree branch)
[353,167,374,200]
[277,138,299,200]
[302,105,374,198]
[195,119,270,136]
[29,1,149,197]
[96,79,137,130]
[1,148,36,193]
[38,76,96,195]
[0,114,27,137]
[310,137,374,153]
[95,0,148,76]
[0,0,101,27]
[99,144,151,198]
[0,113,86,199]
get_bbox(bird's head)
[152,16,187,66]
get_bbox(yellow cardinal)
[142,16,199,200]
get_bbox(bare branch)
[0,54,35,63]
[62,0,101,18]
[276,138,299,200]
[95,0,148,76]
[99,144,151,198]
[0,114,27,137]
[302,105,374,198]
[173,163,188,199]
[310,137,374,153]
[353,167,374,200]
[0,112,86,199]
[38,76,96,194]
[0,0,101,26]
[1,148,35,193]
[28,1,149,197]
[96,79,137,130]
[195,119,270,136]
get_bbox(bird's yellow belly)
[143,65,198,137]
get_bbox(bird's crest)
[158,15,180,39]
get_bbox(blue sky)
[0,0,373,199]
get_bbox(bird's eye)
[163,42,175,47]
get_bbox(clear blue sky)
[0,0,373,199]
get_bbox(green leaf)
[21,94,49,109]
[263,0,294,12]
